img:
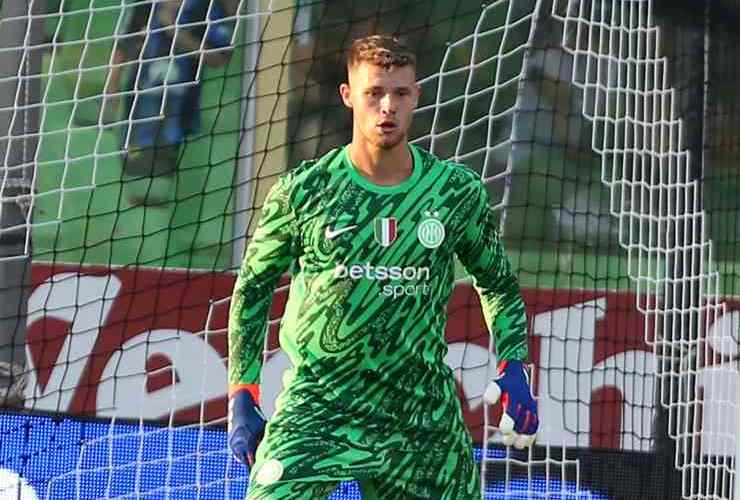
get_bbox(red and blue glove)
[228,387,266,467]
[484,360,538,449]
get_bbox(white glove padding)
[484,360,538,450]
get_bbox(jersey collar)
[343,144,422,194]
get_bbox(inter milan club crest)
[417,210,445,249]
[374,217,398,247]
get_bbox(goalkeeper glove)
[483,360,538,449]
[228,387,266,467]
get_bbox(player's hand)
[483,360,538,449]
[228,389,266,467]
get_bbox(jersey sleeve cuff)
[228,383,261,405]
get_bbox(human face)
[339,62,420,151]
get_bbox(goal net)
[0,0,737,499]
[548,1,738,498]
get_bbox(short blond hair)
[347,35,416,71]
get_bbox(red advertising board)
[24,264,739,453]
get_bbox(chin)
[377,134,406,150]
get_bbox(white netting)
[482,445,594,499]
[413,0,541,215]
[0,0,266,258]
[415,1,593,498]
[551,0,738,498]
[4,1,738,499]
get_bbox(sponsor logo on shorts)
[255,459,284,485]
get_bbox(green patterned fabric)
[228,143,528,493]
[246,422,479,499]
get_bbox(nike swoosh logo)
[325,224,357,240]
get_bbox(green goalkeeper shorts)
[244,419,481,500]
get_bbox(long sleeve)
[228,174,298,400]
[454,180,528,361]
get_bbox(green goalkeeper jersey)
[228,144,527,444]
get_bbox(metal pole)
[736,362,740,500]
[232,0,261,268]
[0,0,43,407]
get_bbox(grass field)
[32,1,242,270]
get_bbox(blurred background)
[0,0,736,498]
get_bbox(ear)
[413,83,421,107]
[339,82,352,109]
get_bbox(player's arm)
[454,178,538,448]
[228,173,298,465]
[454,179,527,360]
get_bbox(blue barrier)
[0,412,607,499]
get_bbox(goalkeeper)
[228,35,538,500]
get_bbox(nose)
[380,93,396,115]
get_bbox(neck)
[348,138,413,186]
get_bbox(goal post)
[0,0,44,407]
